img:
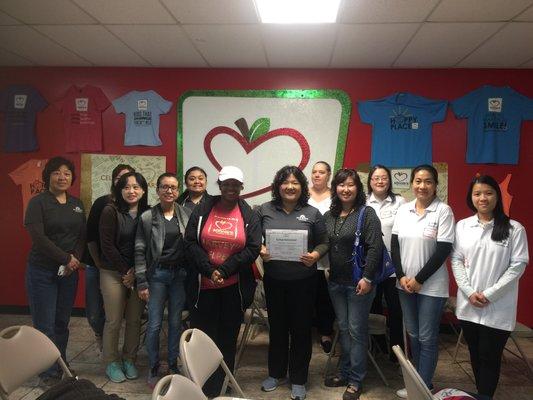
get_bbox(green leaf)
[248,118,270,141]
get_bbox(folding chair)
[179,328,246,398]
[152,374,207,400]
[0,325,74,400]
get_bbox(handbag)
[352,206,395,285]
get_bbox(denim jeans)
[85,264,105,337]
[146,266,187,369]
[328,281,376,387]
[398,290,446,387]
[25,264,79,377]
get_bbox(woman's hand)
[260,245,271,262]
[122,268,135,289]
[300,251,320,267]
[211,270,224,285]
[406,278,422,293]
[356,278,372,295]
[399,276,413,293]
[469,292,489,308]
[138,288,149,302]
[66,254,80,271]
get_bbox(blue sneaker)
[122,360,139,380]
[106,362,126,383]
[291,384,306,400]
[261,376,280,392]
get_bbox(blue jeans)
[398,291,446,387]
[146,266,187,369]
[25,264,79,377]
[85,264,105,337]
[328,281,376,387]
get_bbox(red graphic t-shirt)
[200,203,245,290]
[9,159,47,221]
[56,85,110,152]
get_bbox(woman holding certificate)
[258,165,328,400]
[184,166,261,398]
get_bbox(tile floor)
[1,314,532,400]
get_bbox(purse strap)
[354,205,367,248]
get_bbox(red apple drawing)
[204,117,310,199]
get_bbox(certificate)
[266,229,308,262]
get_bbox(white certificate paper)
[266,229,308,262]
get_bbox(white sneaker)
[396,388,407,398]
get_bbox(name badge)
[423,222,438,239]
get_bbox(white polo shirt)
[367,193,406,252]
[452,216,529,331]
[392,197,455,298]
[309,196,331,271]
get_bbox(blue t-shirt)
[113,90,172,146]
[452,85,533,164]
[358,92,447,167]
[0,85,48,152]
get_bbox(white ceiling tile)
[515,5,533,20]
[35,25,148,66]
[429,0,533,22]
[459,22,533,67]
[107,25,207,67]
[0,11,21,25]
[183,24,266,67]
[395,22,504,67]
[0,47,33,66]
[0,26,90,66]
[0,0,95,24]
[331,23,419,67]
[162,0,259,23]
[340,0,440,23]
[73,0,175,24]
[262,25,337,68]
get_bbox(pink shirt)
[200,203,245,290]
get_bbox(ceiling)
[1,0,533,68]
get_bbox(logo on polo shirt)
[296,214,309,222]
[73,206,84,213]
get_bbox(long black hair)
[113,172,149,214]
[367,164,397,202]
[176,166,208,204]
[42,156,76,190]
[271,165,310,207]
[466,175,511,242]
[330,168,366,217]
[110,164,135,193]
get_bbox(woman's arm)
[183,208,215,277]
[134,211,149,290]
[391,234,404,279]
[99,205,130,274]
[361,207,383,281]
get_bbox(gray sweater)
[134,203,191,290]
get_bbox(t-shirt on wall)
[112,90,172,146]
[9,159,47,221]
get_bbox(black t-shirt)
[83,194,111,265]
[24,191,86,269]
[159,216,183,266]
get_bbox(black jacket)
[184,195,261,311]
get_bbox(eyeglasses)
[159,185,179,192]
[371,176,389,182]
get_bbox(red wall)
[1,67,532,326]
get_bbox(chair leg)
[221,360,245,398]
[452,329,464,364]
[367,350,389,386]
[323,329,340,378]
[508,336,533,378]
[234,317,253,372]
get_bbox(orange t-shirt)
[9,159,47,221]
[200,203,245,290]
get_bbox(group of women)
[24,157,528,400]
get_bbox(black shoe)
[324,375,347,387]
[342,385,362,400]
[320,338,333,354]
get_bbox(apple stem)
[235,118,249,137]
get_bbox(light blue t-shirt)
[113,90,172,146]
[452,85,533,164]
[358,92,447,167]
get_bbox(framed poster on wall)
[178,89,351,206]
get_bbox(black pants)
[460,320,511,398]
[315,270,335,337]
[370,277,404,359]
[190,284,243,397]
[264,274,317,385]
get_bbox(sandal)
[342,384,362,400]
[324,375,347,387]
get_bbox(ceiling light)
[254,0,341,24]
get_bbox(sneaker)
[147,366,160,389]
[396,388,407,398]
[290,384,306,400]
[106,362,126,383]
[343,385,362,400]
[324,375,348,387]
[261,376,281,392]
[123,360,139,380]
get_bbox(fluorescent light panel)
[255,0,341,24]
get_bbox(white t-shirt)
[309,195,331,270]
[392,197,455,298]
[451,216,529,331]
